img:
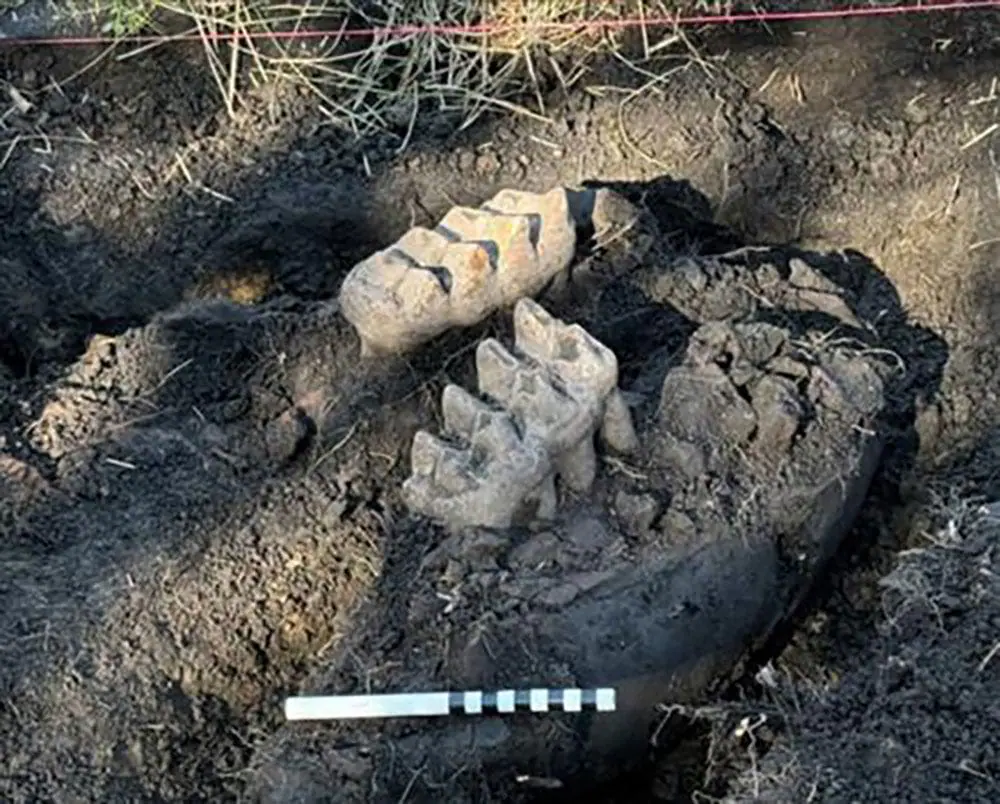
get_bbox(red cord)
[0,0,997,47]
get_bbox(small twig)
[309,421,359,475]
[0,134,22,172]
[602,455,648,481]
[394,84,420,155]
[397,763,426,803]
[152,358,194,393]
[226,0,243,116]
[978,640,1000,673]
[968,238,1000,252]
[104,457,138,470]
[961,123,999,151]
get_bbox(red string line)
[0,0,997,47]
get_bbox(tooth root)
[601,389,639,454]
[512,297,556,361]
[534,474,558,520]
[408,430,441,477]
[556,437,598,493]
[441,385,484,441]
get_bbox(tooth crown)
[512,298,619,404]
[403,299,638,532]
[340,188,577,357]
[402,386,556,531]
[476,338,593,455]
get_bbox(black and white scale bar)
[284,688,616,721]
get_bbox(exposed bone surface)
[339,187,590,357]
[403,299,636,531]
[401,386,554,531]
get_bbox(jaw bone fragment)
[339,188,577,357]
[404,299,637,532]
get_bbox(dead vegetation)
[8,0,754,134]
[117,0,711,131]
[2,0,921,155]
[718,491,1000,802]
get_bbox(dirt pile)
[0,295,410,800]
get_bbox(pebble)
[475,152,500,175]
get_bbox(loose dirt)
[725,497,1000,804]
[2,7,1000,803]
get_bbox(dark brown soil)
[722,496,1000,804]
[2,6,1000,803]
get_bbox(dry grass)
[10,0,927,139]
[878,489,995,631]
[93,0,749,135]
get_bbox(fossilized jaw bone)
[339,188,577,357]
[403,299,637,532]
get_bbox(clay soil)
[2,5,1000,803]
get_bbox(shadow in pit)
[0,26,420,382]
[555,243,946,803]
[0,178,391,380]
[0,163,420,801]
